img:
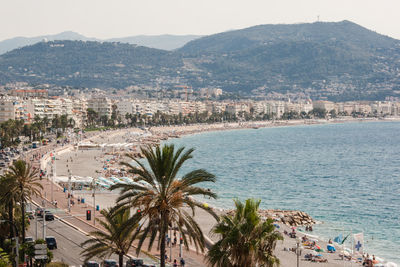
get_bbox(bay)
[166,121,400,263]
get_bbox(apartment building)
[11,89,48,98]
[87,97,112,118]
[0,97,28,122]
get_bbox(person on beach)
[180,258,185,267]
[173,259,178,267]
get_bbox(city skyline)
[1,0,400,41]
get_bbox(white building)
[87,97,112,118]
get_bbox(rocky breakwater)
[262,209,316,226]
[226,209,316,226]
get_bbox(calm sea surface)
[166,121,400,263]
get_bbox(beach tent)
[327,244,336,252]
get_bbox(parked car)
[102,259,118,267]
[83,261,100,267]
[45,212,54,221]
[126,259,143,267]
[45,236,57,249]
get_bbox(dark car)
[83,261,100,267]
[45,236,57,249]
[102,259,118,267]
[126,259,143,267]
[45,212,54,221]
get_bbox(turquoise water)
[166,121,400,263]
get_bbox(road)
[27,208,103,266]
[26,206,158,267]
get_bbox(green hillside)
[0,21,400,101]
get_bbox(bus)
[32,141,40,149]
[42,139,48,145]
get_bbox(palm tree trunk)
[160,212,168,267]
[8,202,14,239]
[21,197,26,242]
[118,253,123,267]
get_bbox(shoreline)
[49,117,400,266]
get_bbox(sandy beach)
[47,118,400,266]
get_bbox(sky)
[1,0,400,41]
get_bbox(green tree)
[86,108,98,126]
[7,160,42,242]
[80,208,137,267]
[0,173,19,239]
[207,199,283,267]
[0,247,10,267]
[111,144,217,267]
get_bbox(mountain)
[178,20,400,100]
[107,35,202,51]
[0,31,98,55]
[179,20,398,54]
[0,21,399,101]
[0,40,183,89]
[0,32,201,54]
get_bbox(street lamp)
[68,169,72,212]
[296,237,303,267]
[92,175,97,226]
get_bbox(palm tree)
[111,144,217,267]
[81,208,137,267]
[207,199,283,267]
[7,160,42,242]
[0,173,19,239]
[67,118,76,129]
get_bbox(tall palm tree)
[81,208,137,267]
[111,144,217,267]
[0,173,19,239]
[7,160,42,242]
[207,199,283,267]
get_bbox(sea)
[165,121,400,264]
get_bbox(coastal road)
[27,210,104,266]
[27,204,159,266]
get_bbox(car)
[45,236,57,249]
[24,236,34,243]
[102,259,118,267]
[45,212,54,221]
[126,259,144,267]
[36,208,44,218]
[0,162,6,168]
[83,261,100,267]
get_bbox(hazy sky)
[1,0,400,41]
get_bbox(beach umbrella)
[386,262,398,267]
